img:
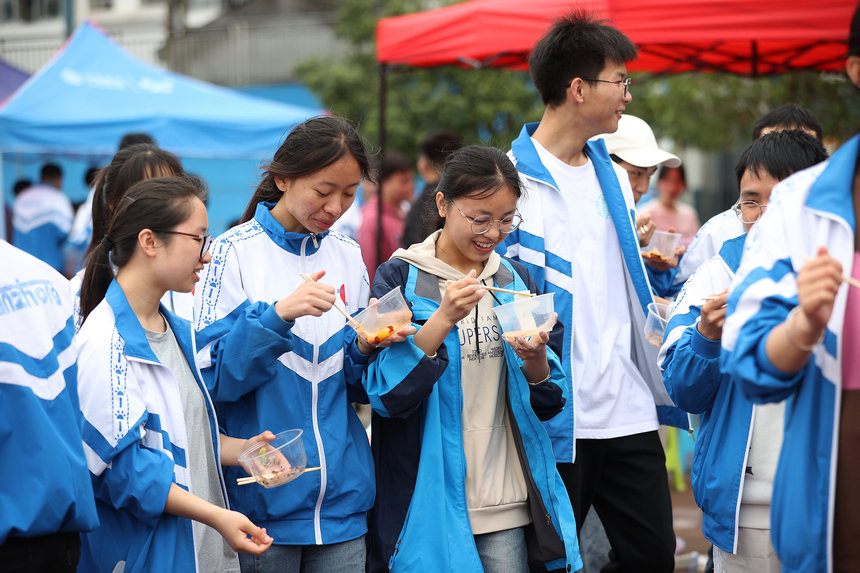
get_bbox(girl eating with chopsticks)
[362,145,580,573]
[194,116,412,573]
[76,176,275,572]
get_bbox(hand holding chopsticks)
[298,273,365,331]
[802,255,860,290]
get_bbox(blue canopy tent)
[0,58,28,102]
[0,21,321,238]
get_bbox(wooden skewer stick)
[445,280,535,298]
[237,466,322,485]
[802,257,860,290]
[298,273,367,332]
[692,295,723,306]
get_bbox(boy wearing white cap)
[597,114,681,205]
[596,115,684,294]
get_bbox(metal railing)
[0,14,346,85]
[162,16,347,85]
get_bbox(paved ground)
[672,478,710,572]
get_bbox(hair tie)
[101,236,115,251]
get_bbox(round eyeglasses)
[733,200,768,224]
[450,201,522,235]
[159,230,213,259]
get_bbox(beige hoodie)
[392,232,531,535]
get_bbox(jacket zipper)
[301,234,327,544]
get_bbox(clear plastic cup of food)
[352,286,413,345]
[238,429,307,488]
[640,230,682,262]
[493,292,556,345]
[644,302,670,347]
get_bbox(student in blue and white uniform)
[364,146,580,573]
[722,11,860,571]
[0,240,99,572]
[70,143,186,329]
[76,176,274,573]
[499,13,688,572]
[659,131,827,573]
[195,117,411,573]
[671,104,825,292]
[12,163,73,274]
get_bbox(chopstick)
[298,273,366,331]
[802,257,860,290]
[445,280,535,297]
[692,295,722,307]
[236,466,321,486]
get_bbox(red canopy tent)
[377,0,854,75]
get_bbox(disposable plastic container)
[644,302,670,347]
[640,230,682,262]
[238,429,307,488]
[493,292,556,344]
[352,286,413,345]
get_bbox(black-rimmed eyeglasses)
[567,77,632,98]
[159,231,213,259]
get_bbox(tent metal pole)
[752,41,759,78]
[375,63,388,275]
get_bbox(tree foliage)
[295,0,543,157]
[296,0,860,158]
[632,72,860,151]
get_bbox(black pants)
[0,532,81,573]
[558,431,675,573]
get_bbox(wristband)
[528,368,552,386]
[784,306,824,352]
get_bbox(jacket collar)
[511,123,560,190]
[254,201,327,255]
[805,134,859,234]
[106,280,199,370]
[105,279,160,362]
[511,122,653,313]
[718,233,747,274]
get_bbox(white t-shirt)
[739,401,786,529]
[532,139,658,439]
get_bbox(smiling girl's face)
[434,185,519,274]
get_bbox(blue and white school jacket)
[659,234,756,554]
[194,202,375,546]
[0,240,98,544]
[12,184,73,273]
[721,135,860,573]
[364,255,581,573]
[76,280,228,573]
[501,123,688,462]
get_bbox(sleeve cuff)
[755,333,796,378]
[691,326,722,359]
[259,304,294,336]
[347,336,371,364]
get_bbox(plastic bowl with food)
[238,429,307,488]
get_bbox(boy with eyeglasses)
[658,130,827,573]
[498,11,686,572]
[673,106,825,292]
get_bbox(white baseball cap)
[594,115,681,169]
